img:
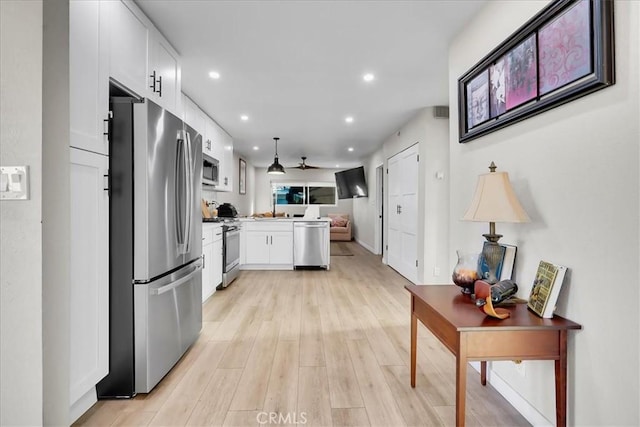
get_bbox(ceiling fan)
[293,156,320,170]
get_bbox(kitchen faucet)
[272,191,277,217]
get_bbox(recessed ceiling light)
[345,116,354,123]
[240,115,249,121]
[208,71,220,79]
[348,147,354,152]
[335,164,340,168]
[363,73,375,82]
[253,146,259,150]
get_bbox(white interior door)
[387,154,402,269]
[387,144,419,283]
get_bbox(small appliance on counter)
[217,203,238,218]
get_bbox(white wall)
[203,152,256,217]
[449,0,639,425]
[353,149,385,253]
[0,1,44,424]
[253,167,353,218]
[370,107,450,283]
[42,0,71,423]
[416,109,450,284]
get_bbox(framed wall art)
[458,0,615,143]
[239,158,246,195]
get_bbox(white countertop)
[238,217,330,222]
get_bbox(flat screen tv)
[335,166,368,199]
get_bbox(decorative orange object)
[479,296,511,319]
[474,280,492,300]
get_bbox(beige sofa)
[328,213,352,241]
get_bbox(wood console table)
[405,284,581,427]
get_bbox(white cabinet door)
[219,131,234,192]
[269,232,293,265]
[107,0,148,98]
[212,234,223,289]
[69,148,109,404]
[183,96,198,134]
[245,232,270,264]
[148,31,181,114]
[70,0,109,155]
[204,117,217,157]
[195,108,207,141]
[179,92,188,123]
[202,242,214,302]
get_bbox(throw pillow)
[332,218,348,227]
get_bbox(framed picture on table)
[239,158,246,195]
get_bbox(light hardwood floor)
[75,242,530,427]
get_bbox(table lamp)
[463,162,530,283]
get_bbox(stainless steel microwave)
[202,153,219,187]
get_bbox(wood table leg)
[480,361,487,386]
[410,311,417,388]
[456,333,467,427]
[555,330,568,427]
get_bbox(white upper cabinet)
[70,0,109,155]
[204,118,234,192]
[107,0,149,98]
[183,96,197,132]
[106,1,181,115]
[204,116,217,157]
[217,129,234,192]
[148,28,181,114]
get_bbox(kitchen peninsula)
[239,218,330,270]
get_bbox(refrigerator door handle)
[183,131,193,253]
[152,262,202,296]
[175,135,185,248]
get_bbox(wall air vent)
[434,106,449,119]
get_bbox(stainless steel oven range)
[218,221,241,289]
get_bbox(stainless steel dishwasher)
[293,221,329,269]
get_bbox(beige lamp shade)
[463,169,530,223]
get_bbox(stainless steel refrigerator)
[97,93,202,398]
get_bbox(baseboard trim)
[469,362,552,427]
[355,238,376,254]
[70,387,97,424]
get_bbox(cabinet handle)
[150,71,162,95]
[270,235,273,245]
[266,235,268,245]
[103,119,109,136]
[206,140,211,150]
[202,253,205,269]
[103,172,110,193]
[224,176,228,186]
[150,71,157,91]
[398,205,402,214]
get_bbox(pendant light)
[267,137,285,174]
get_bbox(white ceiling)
[136,0,486,169]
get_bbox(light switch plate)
[0,166,29,200]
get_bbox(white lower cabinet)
[242,222,293,269]
[202,224,223,302]
[69,148,109,420]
